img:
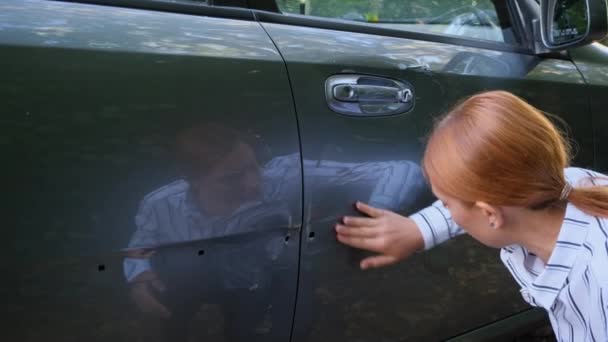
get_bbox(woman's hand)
[336,202,425,270]
[130,270,171,318]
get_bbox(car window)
[277,0,507,43]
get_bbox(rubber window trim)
[255,10,536,55]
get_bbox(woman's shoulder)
[581,207,608,285]
[564,167,608,186]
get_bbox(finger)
[151,279,166,292]
[336,234,377,251]
[142,250,156,258]
[342,216,379,227]
[355,202,384,218]
[135,290,171,318]
[153,302,172,318]
[335,224,378,238]
[145,299,172,318]
[360,255,397,270]
[124,248,154,259]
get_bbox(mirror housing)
[540,0,607,50]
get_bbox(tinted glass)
[277,0,506,42]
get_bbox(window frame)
[54,0,539,55]
[255,8,536,55]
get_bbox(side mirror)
[540,0,608,50]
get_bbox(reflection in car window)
[277,0,506,43]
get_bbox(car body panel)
[446,308,550,342]
[262,19,593,341]
[1,0,605,341]
[569,42,608,172]
[0,1,302,341]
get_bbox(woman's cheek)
[449,209,468,230]
[451,210,486,241]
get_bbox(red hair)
[423,90,608,217]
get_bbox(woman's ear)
[475,201,504,229]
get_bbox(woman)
[336,91,608,341]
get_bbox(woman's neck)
[509,205,567,264]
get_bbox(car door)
[0,0,302,341]
[259,0,594,340]
[569,39,608,173]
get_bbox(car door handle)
[332,84,413,104]
[325,74,415,117]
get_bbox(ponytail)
[569,180,608,218]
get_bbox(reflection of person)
[123,123,295,341]
[337,91,608,341]
[123,121,426,341]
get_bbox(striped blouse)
[410,167,608,342]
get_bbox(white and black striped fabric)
[411,167,608,341]
[123,155,425,283]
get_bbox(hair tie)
[559,182,573,201]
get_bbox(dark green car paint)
[1,0,607,341]
[261,18,594,341]
[446,308,551,342]
[569,42,608,172]
[1,1,301,341]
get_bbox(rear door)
[0,1,301,341]
[260,0,593,340]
